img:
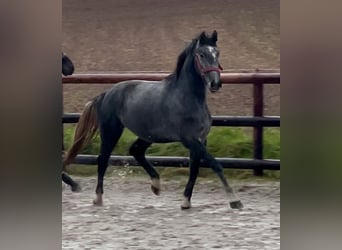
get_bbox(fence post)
[253,82,264,176]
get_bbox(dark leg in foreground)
[129,138,160,195]
[62,172,81,192]
[62,144,80,192]
[93,122,124,205]
[183,139,243,209]
[181,149,200,209]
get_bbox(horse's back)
[98,80,167,124]
[105,80,166,106]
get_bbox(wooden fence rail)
[62,71,280,176]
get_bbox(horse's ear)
[212,30,218,42]
[195,40,200,50]
[199,31,207,44]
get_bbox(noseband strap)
[195,54,223,75]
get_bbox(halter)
[194,53,223,76]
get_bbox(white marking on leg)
[227,191,239,203]
[181,196,191,209]
[226,187,239,202]
[225,186,243,209]
[93,193,103,206]
[226,188,243,209]
[151,178,160,190]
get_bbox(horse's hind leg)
[129,138,160,195]
[93,121,124,206]
[62,143,80,192]
[62,133,82,191]
[62,172,81,192]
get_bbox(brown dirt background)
[62,0,279,116]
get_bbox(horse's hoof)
[230,200,243,209]
[181,205,191,210]
[151,185,160,196]
[71,183,81,192]
[93,199,103,206]
[151,178,160,196]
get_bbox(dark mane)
[174,39,198,79]
[165,31,217,82]
[164,39,197,82]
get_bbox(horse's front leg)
[181,148,201,209]
[184,139,243,209]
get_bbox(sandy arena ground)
[63,176,279,250]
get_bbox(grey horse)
[63,31,243,209]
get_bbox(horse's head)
[62,52,75,76]
[193,31,223,93]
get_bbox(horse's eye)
[200,54,204,58]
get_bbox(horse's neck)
[175,57,207,104]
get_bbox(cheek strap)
[195,54,223,75]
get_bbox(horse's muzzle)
[207,71,222,93]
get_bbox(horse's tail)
[62,93,105,171]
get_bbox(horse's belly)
[122,118,180,143]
